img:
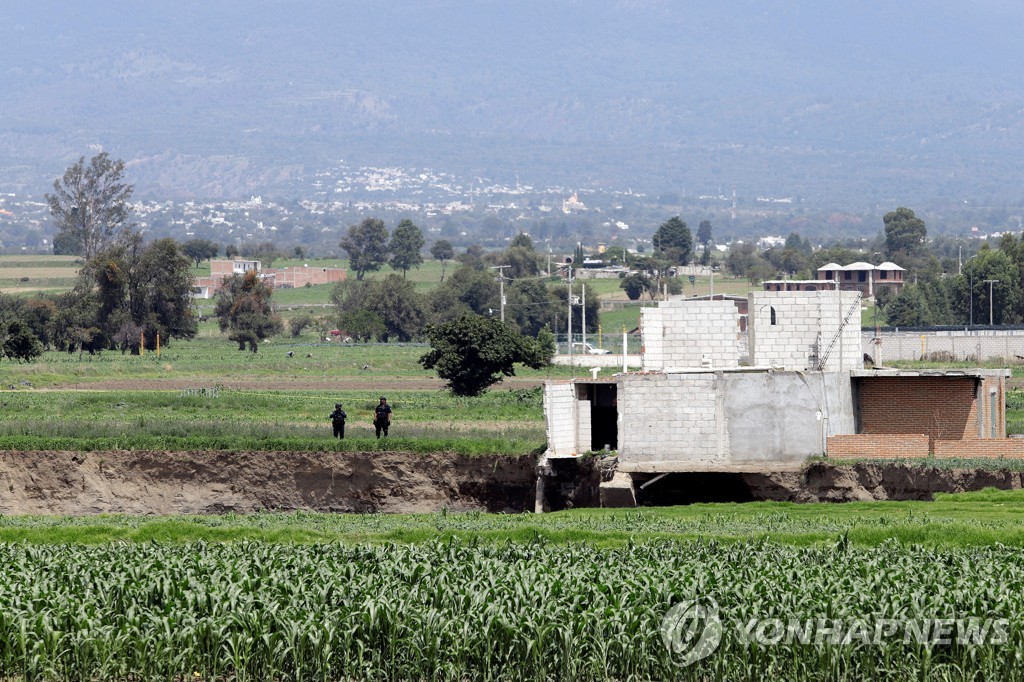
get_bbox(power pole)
[567,266,573,358]
[984,279,999,326]
[491,265,509,323]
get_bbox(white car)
[571,342,611,355]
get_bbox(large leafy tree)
[331,275,427,342]
[883,207,927,261]
[388,219,425,278]
[46,153,134,261]
[0,295,43,363]
[420,315,552,396]
[78,236,198,352]
[620,272,652,301]
[214,270,283,352]
[428,264,500,318]
[652,216,693,266]
[430,239,455,282]
[340,217,389,280]
[182,238,220,268]
[499,233,542,278]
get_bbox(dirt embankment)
[745,462,1024,502]
[1,452,1022,515]
[0,450,538,515]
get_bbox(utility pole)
[567,266,573,358]
[581,281,587,349]
[491,265,509,323]
[984,279,999,326]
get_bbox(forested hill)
[2,0,1023,207]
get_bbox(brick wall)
[934,439,1024,458]
[827,434,929,459]
[857,377,979,448]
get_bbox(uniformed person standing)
[373,396,392,438]
[329,403,347,439]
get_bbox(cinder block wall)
[543,383,577,456]
[618,373,725,466]
[749,291,863,370]
[857,377,984,448]
[640,300,740,370]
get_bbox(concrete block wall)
[543,383,577,456]
[827,434,930,459]
[618,373,726,467]
[749,291,863,370]
[616,369,855,471]
[640,300,740,370]
[577,399,592,453]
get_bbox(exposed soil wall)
[1,451,1022,515]
[744,462,1024,502]
[0,450,538,515]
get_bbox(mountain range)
[2,0,1023,211]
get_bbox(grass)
[0,336,580,387]
[0,387,548,453]
[0,487,1022,547]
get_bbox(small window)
[858,271,866,282]
[844,272,852,280]
[770,306,777,325]
[879,270,888,280]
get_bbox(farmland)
[6,256,1024,679]
[0,494,1023,679]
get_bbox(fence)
[864,329,1024,363]
[555,333,643,355]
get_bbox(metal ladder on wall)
[816,294,862,370]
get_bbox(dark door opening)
[590,383,618,451]
[635,472,756,505]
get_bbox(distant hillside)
[2,0,1024,209]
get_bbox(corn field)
[0,539,1021,681]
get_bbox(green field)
[0,493,1022,679]
[0,488,1021,548]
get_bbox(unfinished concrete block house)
[542,290,1010,505]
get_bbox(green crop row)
[0,539,1017,681]
[2,489,1024,549]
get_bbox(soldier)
[373,396,392,438]
[328,403,347,439]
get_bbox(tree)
[652,216,693,265]
[620,273,652,301]
[420,315,551,396]
[388,219,425,278]
[429,264,499,317]
[76,236,198,353]
[339,309,386,342]
[883,207,927,260]
[506,278,554,336]
[331,275,426,342]
[241,241,280,268]
[0,319,43,363]
[340,217,389,280]
[0,296,43,363]
[697,220,713,248]
[214,270,283,352]
[183,239,220,268]
[46,153,134,261]
[430,239,455,282]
